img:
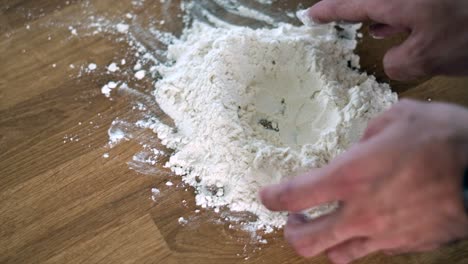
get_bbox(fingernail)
[296,8,322,26]
[368,23,387,39]
[371,33,385,40]
[288,213,309,225]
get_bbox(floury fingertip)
[296,9,321,26]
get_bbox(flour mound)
[150,22,397,230]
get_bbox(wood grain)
[1,1,468,264]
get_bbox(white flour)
[45,0,398,237]
[142,22,398,231]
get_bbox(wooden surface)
[1,1,468,263]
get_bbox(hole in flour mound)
[248,63,341,148]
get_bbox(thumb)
[383,34,427,81]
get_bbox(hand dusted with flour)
[147,22,397,231]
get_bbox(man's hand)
[303,0,468,81]
[260,100,468,264]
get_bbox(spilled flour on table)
[137,22,397,231]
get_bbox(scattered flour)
[101,81,119,97]
[133,63,142,71]
[134,70,146,80]
[107,62,120,72]
[116,23,130,33]
[69,26,78,36]
[166,181,174,186]
[88,63,97,71]
[144,22,397,231]
[151,188,161,201]
[108,126,127,145]
[178,217,188,225]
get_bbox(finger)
[369,23,409,39]
[287,213,309,227]
[383,249,401,256]
[383,244,438,256]
[383,33,427,81]
[373,225,444,254]
[411,244,440,253]
[309,0,375,24]
[260,140,384,212]
[260,144,368,212]
[260,164,354,212]
[360,112,397,142]
[327,238,379,264]
[285,212,336,239]
[309,0,369,24]
[285,212,356,257]
[260,121,403,213]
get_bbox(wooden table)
[1,1,468,263]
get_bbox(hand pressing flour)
[303,0,468,81]
[260,0,468,262]
[261,100,468,263]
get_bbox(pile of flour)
[144,21,397,230]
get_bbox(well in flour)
[141,22,397,231]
